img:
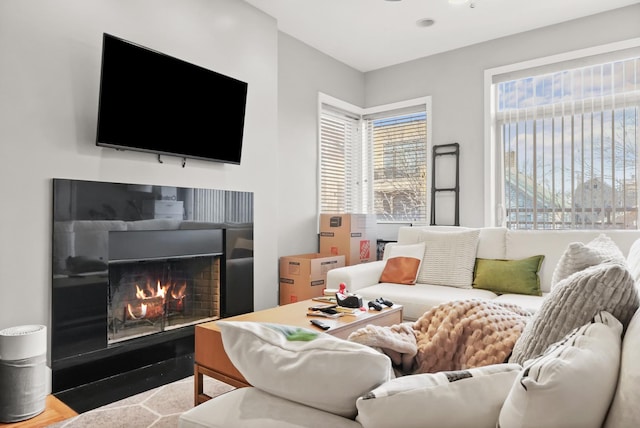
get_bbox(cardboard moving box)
[319,214,377,265]
[279,253,345,305]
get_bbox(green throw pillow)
[472,255,544,296]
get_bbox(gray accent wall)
[277,33,365,256]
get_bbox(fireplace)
[107,255,220,344]
[105,228,224,345]
[51,179,253,411]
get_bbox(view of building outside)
[370,112,427,224]
[497,56,640,230]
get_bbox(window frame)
[484,37,640,228]
[317,93,432,228]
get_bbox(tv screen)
[96,33,247,164]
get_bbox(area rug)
[47,376,235,428]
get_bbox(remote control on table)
[376,297,394,307]
[368,301,383,311]
[310,319,330,330]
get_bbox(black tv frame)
[95,33,248,165]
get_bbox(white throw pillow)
[499,311,622,428]
[416,229,480,288]
[604,308,640,427]
[356,364,522,428]
[551,234,625,287]
[218,321,391,419]
[379,242,426,285]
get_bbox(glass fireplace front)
[107,255,220,343]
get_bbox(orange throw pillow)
[379,242,426,285]
[380,257,422,285]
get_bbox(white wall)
[0,0,280,332]
[277,33,365,257]
[364,4,640,227]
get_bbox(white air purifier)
[0,325,47,423]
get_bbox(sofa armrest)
[326,261,386,292]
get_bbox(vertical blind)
[495,55,640,230]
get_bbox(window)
[319,95,429,224]
[366,111,427,223]
[490,48,640,230]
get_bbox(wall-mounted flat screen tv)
[96,33,248,165]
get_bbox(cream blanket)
[348,299,531,375]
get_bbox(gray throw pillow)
[551,234,625,287]
[510,261,639,365]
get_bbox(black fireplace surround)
[51,179,254,411]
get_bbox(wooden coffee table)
[193,299,403,405]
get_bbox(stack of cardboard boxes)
[279,214,376,305]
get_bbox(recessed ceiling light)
[416,18,435,27]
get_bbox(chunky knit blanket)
[348,299,532,375]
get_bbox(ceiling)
[244,0,639,72]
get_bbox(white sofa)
[327,226,640,320]
[179,227,640,428]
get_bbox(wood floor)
[0,395,77,428]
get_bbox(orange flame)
[135,284,147,299]
[135,281,172,300]
[128,277,186,320]
[171,282,187,299]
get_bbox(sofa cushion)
[499,312,622,428]
[379,242,425,285]
[472,255,544,296]
[476,227,508,259]
[218,321,391,419]
[178,387,363,428]
[356,364,521,428]
[551,234,625,287]
[509,261,638,365]
[355,282,498,321]
[396,226,507,259]
[604,308,640,427]
[505,230,640,294]
[417,229,480,289]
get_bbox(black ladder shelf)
[430,143,460,226]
